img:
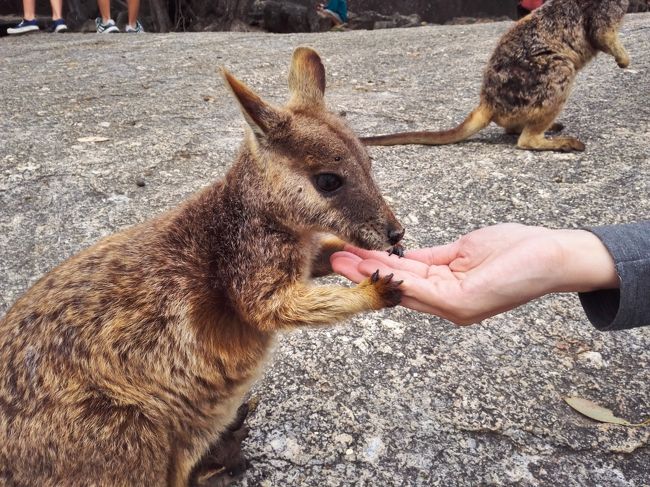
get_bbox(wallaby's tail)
[361,105,493,146]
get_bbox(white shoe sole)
[97,26,120,33]
[7,25,39,35]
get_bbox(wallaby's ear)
[288,47,326,109]
[222,68,285,139]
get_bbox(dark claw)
[227,403,249,432]
[189,400,255,487]
[371,269,380,282]
[387,244,405,258]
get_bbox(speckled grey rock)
[1,15,649,487]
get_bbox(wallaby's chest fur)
[0,162,274,485]
[0,47,403,487]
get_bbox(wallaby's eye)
[314,173,343,193]
[334,156,342,161]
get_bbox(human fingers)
[404,241,461,266]
[331,250,362,263]
[395,275,490,325]
[355,260,450,308]
[385,277,475,324]
[330,252,366,283]
[342,245,430,277]
[349,261,490,325]
[356,259,415,282]
[353,260,488,324]
[342,244,397,261]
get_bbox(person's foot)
[7,19,39,35]
[125,20,145,33]
[52,18,68,33]
[95,18,119,33]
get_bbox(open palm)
[331,224,618,325]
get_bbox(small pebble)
[135,177,146,187]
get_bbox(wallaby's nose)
[387,226,405,245]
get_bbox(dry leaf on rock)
[564,396,650,427]
[77,136,111,143]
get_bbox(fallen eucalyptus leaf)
[564,396,650,427]
[77,136,110,143]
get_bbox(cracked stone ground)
[1,13,649,487]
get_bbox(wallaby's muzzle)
[387,225,405,245]
[337,189,405,252]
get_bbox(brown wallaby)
[361,0,630,152]
[0,47,404,487]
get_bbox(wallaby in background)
[362,0,630,152]
[0,47,404,487]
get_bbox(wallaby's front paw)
[362,270,402,309]
[387,243,405,258]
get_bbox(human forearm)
[579,222,650,330]
[551,229,619,293]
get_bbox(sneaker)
[95,17,119,33]
[125,20,145,33]
[7,19,39,35]
[52,18,68,33]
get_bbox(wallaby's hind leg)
[504,125,523,135]
[504,122,563,135]
[516,101,583,152]
[190,402,253,487]
[518,126,585,152]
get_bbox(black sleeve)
[578,221,650,331]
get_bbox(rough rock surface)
[348,10,423,31]
[1,14,650,486]
[254,0,325,33]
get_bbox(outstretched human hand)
[331,223,619,325]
